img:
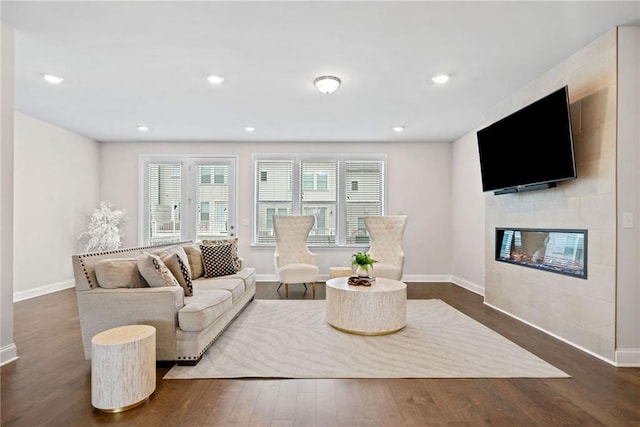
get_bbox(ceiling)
[2,1,639,143]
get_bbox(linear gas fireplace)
[495,228,587,279]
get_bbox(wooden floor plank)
[2,282,640,427]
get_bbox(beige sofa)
[71,240,255,365]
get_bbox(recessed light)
[244,126,255,133]
[136,125,149,132]
[207,74,225,85]
[432,74,450,84]
[43,74,64,84]
[393,126,405,133]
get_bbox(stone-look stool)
[91,325,156,413]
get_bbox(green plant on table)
[351,252,377,276]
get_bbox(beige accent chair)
[273,215,319,298]
[364,215,408,280]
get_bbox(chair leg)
[277,283,283,292]
[285,283,289,299]
[312,282,316,299]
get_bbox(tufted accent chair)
[273,215,319,298]
[364,215,408,280]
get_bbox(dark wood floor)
[2,282,639,427]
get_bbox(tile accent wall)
[484,29,617,361]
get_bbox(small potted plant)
[351,252,377,277]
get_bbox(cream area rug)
[164,299,569,379]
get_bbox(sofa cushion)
[137,252,180,288]
[220,268,256,292]
[200,243,239,278]
[182,245,204,280]
[202,238,241,270]
[194,277,245,302]
[94,258,148,289]
[178,290,233,332]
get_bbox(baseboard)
[616,348,640,367]
[451,276,484,296]
[13,279,75,302]
[484,301,617,366]
[1,343,18,366]
[256,274,454,283]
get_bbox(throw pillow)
[201,238,241,270]
[182,245,204,279]
[156,253,193,296]
[200,243,239,278]
[95,258,148,289]
[155,247,193,296]
[137,252,180,288]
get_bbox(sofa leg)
[177,355,203,366]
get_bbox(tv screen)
[477,86,577,194]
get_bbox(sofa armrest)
[76,286,185,360]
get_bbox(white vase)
[355,266,369,277]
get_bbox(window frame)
[252,153,386,247]
[138,155,237,245]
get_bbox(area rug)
[164,299,569,379]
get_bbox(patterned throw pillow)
[176,255,193,296]
[136,252,180,288]
[156,248,193,296]
[201,238,241,271]
[182,245,204,279]
[200,243,239,278]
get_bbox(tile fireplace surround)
[495,228,587,279]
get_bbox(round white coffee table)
[325,277,407,335]
[91,325,156,413]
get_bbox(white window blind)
[256,160,293,243]
[196,163,230,241]
[254,155,385,246]
[147,163,182,245]
[301,160,337,244]
[345,160,384,245]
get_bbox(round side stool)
[91,325,156,413]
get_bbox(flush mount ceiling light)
[43,74,64,85]
[207,74,225,85]
[314,75,341,94]
[136,124,149,132]
[393,126,405,133]
[431,74,450,84]
[244,126,255,133]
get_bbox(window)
[140,156,236,245]
[200,201,210,221]
[254,155,385,245]
[213,166,225,184]
[201,166,212,184]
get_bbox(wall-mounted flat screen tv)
[477,85,577,195]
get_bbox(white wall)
[99,141,452,281]
[616,26,640,366]
[1,22,17,365]
[13,112,100,300]
[482,29,618,363]
[450,130,485,294]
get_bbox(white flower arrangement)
[78,201,127,252]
